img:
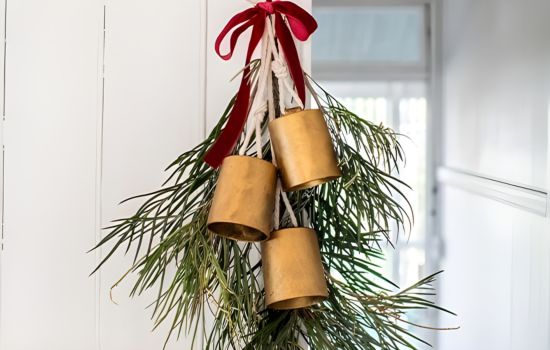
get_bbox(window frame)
[313,0,434,82]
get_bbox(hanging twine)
[266,18,304,113]
[273,59,288,114]
[204,0,316,167]
[235,15,299,230]
[224,5,308,160]
[264,17,299,229]
[239,27,272,157]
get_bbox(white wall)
[0,1,310,349]
[437,0,550,349]
[440,0,549,188]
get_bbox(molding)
[437,167,548,217]
[94,3,106,350]
[0,0,6,343]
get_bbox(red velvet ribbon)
[204,0,317,168]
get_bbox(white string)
[272,59,287,114]
[267,19,287,114]
[301,208,310,226]
[266,48,283,230]
[267,55,276,123]
[254,107,265,157]
[231,15,300,229]
[266,18,304,111]
[238,33,268,156]
[261,17,299,229]
[281,187,298,227]
[273,180,299,229]
[239,26,272,156]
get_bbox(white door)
[0,1,310,349]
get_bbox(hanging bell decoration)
[268,109,341,192]
[207,155,277,242]
[261,228,328,310]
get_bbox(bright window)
[313,2,435,341]
[313,6,426,64]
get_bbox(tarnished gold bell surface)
[207,155,277,242]
[261,228,328,310]
[269,109,341,192]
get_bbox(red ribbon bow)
[204,0,317,168]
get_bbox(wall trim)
[437,167,548,217]
[0,0,6,344]
[94,3,107,350]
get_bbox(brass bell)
[207,155,277,242]
[268,109,341,192]
[261,228,328,309]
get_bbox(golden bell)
[261,228,328,309]
[268,109,341,192]
[207,155,277,242]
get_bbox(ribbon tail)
[204,16,266,168]
[204,77,251,168]
[274,13,306,104]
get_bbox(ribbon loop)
[204,1,317,168]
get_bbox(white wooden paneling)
[0,1,104,349]
[0,0,313,348]
[438,0,550,349]
[441,0,550,188]
[98,0,203,349]
[438,187,550,350]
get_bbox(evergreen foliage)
[92,66,453,349]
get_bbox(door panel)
[0,1,312,349]
[98,0,202,348]
[0,1,104,349]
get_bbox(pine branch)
[90,71,455,349]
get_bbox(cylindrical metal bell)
[261,228,328,310]
[207,155,277,242]
[269,109,341,192]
